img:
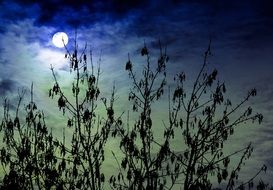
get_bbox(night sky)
[0,0,273,188]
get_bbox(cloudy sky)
[0,0,273,188]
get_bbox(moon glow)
[52,32,68,48]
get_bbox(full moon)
[52,32,68,48]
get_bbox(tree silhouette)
[0,36,270,190]
[109,41,181,189]
[0,85,64,189]
[0,32,119,189]
[47,32,120,190]
[109,40,266,190]
[169,41,264,190]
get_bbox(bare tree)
[0,36,269,190]
[48,32,119,190]
[109,41,182,190]
[110,40,265,190]
[0,33,119,190]
[168,41,264,190]
[0,84,67,189]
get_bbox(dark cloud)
[2,0,273,47]
[252,0,273,18]
[4,0,147,27]
[0,79,17,96]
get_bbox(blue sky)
[0,0,273,188]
